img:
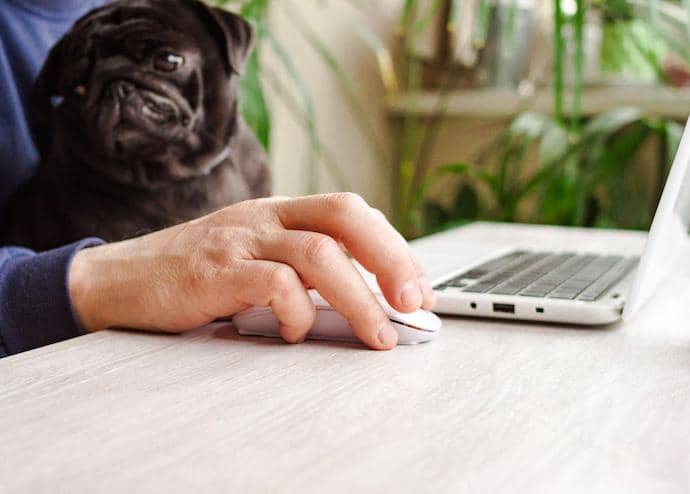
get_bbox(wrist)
[68,246,112,332]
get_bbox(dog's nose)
[115,81,135,99]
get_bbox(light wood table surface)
[2,222,690,493]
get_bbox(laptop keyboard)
[435,251,638,302]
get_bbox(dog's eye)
[154,52,185,72]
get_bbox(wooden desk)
[2,223,689,493]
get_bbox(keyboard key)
[435,251,532,288]
[463,284,492,293]
[457,251,530,278]
[519,289,551,297]
[548,290,579,300]
[446,278,469,288]
[576,258,637,301]
[447,250,639,303]
[459,270,487,279]
[489,286,522,295]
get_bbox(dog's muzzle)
[108,79,191,127]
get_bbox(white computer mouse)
[233,289,442,345]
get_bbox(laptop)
[422,115,690,325]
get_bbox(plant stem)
[408,56,458,232]
[571,0,584,133]
[553,0,564,124]
[395,60,422,235]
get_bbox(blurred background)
[214,0,690,239]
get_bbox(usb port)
[493,303,515,314]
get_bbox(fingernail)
[400,279,423,308]
[378,324,398,347]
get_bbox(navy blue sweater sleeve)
[0,238,104,356]
[0,0,111,357]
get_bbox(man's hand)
[68,193,436,350]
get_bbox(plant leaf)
[451,183,480,220]
[580,107,643,142]
[239,50,271,150]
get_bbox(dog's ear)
[30,35,72,156]
[195,4,254,75]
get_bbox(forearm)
[0,239,103,356]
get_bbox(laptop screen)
[624,115,690,319]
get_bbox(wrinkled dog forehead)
[68,0,253,72]
[66,5,203,61]
[39,0,253,91]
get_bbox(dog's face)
[33,0,253,186]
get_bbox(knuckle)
[325,192,367,216]
[212,198,277,228]
[205,226,230,248]
[371,207,387,221]
[263,196,290,223]
[301,233,341,267]
[193,254,222,281]
[267,265,297,298]
[200,230,238,264]
[189,248,234,288]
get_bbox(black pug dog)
[1,0,270,252]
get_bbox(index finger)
[274,193,426,313]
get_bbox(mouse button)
[388,309,442,332]
[231,307,273,323]
[392,321,439,344]
[310,308,355,341]
[232,305,273,322]
[372,292,442,332]
[372,291,410,317]
[232,307,281,335]
[307,289,332,309]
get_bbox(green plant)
[392,0,474,236]
[416,0,686,236]
[625,0,690,66]
[423,110,682,231]
[392,0,531,237]
[598,0,672,83]
[212,0,271,149]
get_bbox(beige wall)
[261,1,511,220]
[263,0,401,213]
